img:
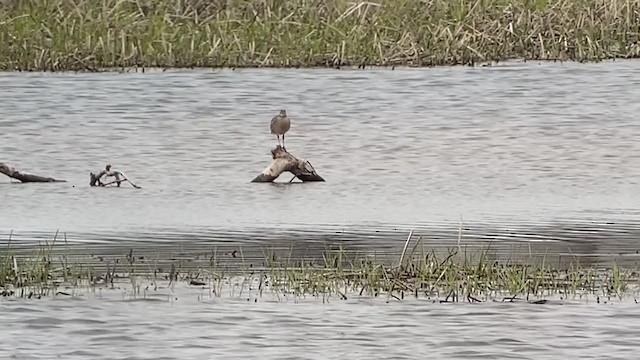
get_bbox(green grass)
[0,231,94,298]
[1,0,639,71]
[3,232,638,303]
[248,244,637,303]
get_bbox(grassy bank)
[1,0,639,71]
[2,235,638,303]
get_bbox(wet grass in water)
[0,231,95,298]
[2,233,639,303]
[1,0,640,71]
[253,245,637,303]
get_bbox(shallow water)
[1,285,639,359]
[2,60,640,264]
[3,61,640,359]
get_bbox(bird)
[270,109,291,150]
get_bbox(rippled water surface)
[1,287,640,359]
[3,61,640,359]
[2,60,640,261]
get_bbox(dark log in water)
[90,171,141,189]
[0,162,66,183]
[251,146,325,183]
[89,171,105,187]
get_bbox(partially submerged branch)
[252,146,325,183]
[0,162,66,183]
[90,170,141,189]
[102,178,141,189]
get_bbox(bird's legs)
[276,134,281,147]
[282,134,286,151]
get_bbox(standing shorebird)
[270,109,291,150]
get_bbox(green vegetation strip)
[1,0,640,71]
[2,235,638,303]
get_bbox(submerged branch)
[0,162,66,183]
[252,146,325,183]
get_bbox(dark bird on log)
[270,109,291,150]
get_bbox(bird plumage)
[270,109,290,135]
[270,109,291,149]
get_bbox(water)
[2,60,640,257]
[3,61,640,359]
[0,61,640,264]
[0,285,639,359]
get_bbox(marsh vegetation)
[2,231,638,304]
[2,0,639,71]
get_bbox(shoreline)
[3,0,639,72]
[0,57,636,74]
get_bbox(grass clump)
[241,245,638,303]
[1,0,640,71]
[1,232,94,298]
[2,230,639,304]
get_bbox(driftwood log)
[90,171,142,189]
[0,162,66,183]
[252,146,325,183]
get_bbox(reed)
[0,231,94,298]
[1,0,639,71]
[254,244,639,303]
[2,234,638,304]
